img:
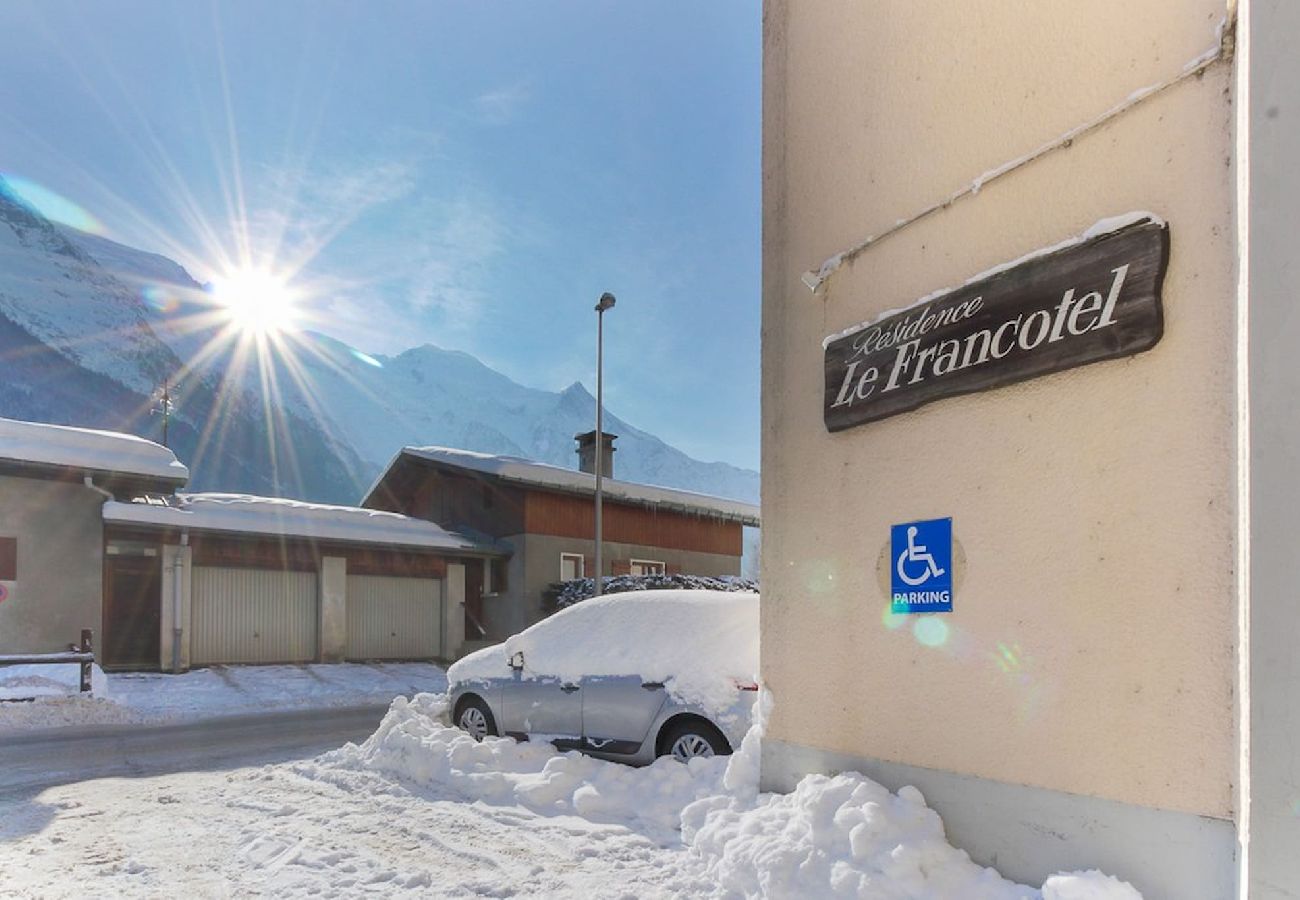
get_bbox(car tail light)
[733,679,759,692]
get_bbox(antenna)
[151,380,179,447]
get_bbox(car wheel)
[659,719,730,762]
[455,696,497,741]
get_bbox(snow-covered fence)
[0,629,95,695]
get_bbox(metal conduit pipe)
[82,475,113,502]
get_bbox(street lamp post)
[593,292,616,597]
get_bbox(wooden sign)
[824,218,1169,432]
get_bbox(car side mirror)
[508,651,524,670]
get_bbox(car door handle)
[641,681,664,691]
[560,683,580,693]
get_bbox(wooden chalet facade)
[362,436,760,646]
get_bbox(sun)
[211,268,299,336]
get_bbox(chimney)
[575,430,617,478]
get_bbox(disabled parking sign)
[891,518,953,613]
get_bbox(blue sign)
[891,518,953,613]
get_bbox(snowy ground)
[0,662,447,732]
[0,692,1143,899]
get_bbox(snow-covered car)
[446,589,759,764]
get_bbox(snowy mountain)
[0,178,366,503]
[0,178,760,513]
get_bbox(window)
[629,559,665,576]
[559,553,585,581]
[488,558,507,594]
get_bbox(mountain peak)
[560,381,593,400]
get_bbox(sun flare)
[212,269,299,336]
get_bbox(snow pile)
[449,589,760,712]
[0,662,109,700]
[0,416,188,482]
[1041,873,1144,900]
[326,690,1143,899]
[319,692,730,843]
[683,776,1035,898]
[546,573,759,609]
[682,777,1141,899]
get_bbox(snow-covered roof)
[380,446,760,526]
[0,417,188,484]
[102,493,495,553]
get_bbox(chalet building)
[0,417,497,670]
[362,431,760,645]
[0,417,188,663]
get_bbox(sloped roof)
[371,446,760,527]
[103,492,498,553]
[0,417,188,484]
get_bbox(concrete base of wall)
[762,739,1235,900]
[318,556,347,663]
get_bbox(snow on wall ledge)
[102,492,487,552]
[0,416,188,483]
[821,212,1166,348]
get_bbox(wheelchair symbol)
[896,526,946,587]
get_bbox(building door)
[464,561,485,639]
[103,555,162,670]
[345,574,443,660]
[191,566,318,665]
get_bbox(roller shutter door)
[346,574,442,660]
[192,566,318,665]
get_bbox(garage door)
[346,574,443,660]
[192,566,318,665]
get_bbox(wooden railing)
[0,629,95,695]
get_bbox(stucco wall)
[762,0,1236,823]
[1242,0,1300,892]
[0,475,105,654]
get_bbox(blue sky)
[0,2,761,470]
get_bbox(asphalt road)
[0,705,389,795]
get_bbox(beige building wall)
[763,1,1238,894]
[0,475,105,654]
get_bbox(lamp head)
[595,292,616,313]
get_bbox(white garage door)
[346,574,443,660]
[192,566,319,665]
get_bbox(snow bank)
[0,662,108,699]
[325,690,1144,899]
[0,662,446,733]
[1041,872,1144,900]
[319,692,729,843]
[0,416,188,482]
[449,589,760,712]
[682,776,1036,899]
[103,493,485,552]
